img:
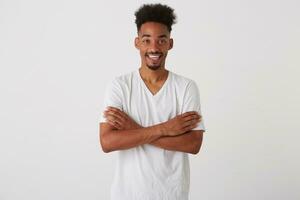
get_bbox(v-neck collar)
[136,69,171,97]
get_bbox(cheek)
[162,48,169,55]
[140,49,147,55]
[139,50,146,58]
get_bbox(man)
[99,3,206,200]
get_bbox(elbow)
[102,147,112,153]
[99,132,113,153]
[100,138,112,153]
[191,143,201,154]
[99,123,116,153]
[190,132,203,155]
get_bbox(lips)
[146,53,163,62]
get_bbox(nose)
[149,41,160,52]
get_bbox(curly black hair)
[134,3,177,32]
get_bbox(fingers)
[181,111,197,117]
[181,111,201,119]
[104,107,126,123]
[105,114,121,125]
[180,112,201,128]
[181,112,202,132]
[183,122,199,133]
[103,107,124,129]
[183,114,201,122]
[104,110,124,123]
[104,106,134,130]
[182,118,201,129]
[106,106,129,119]
[106,118,122,129]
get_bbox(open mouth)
[146,53,163,62]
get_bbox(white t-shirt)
[100,69,205,200]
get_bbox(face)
[135,22,173,71]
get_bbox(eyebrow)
[141,34,151,38]
[158,34,168,38]
[141,34,168,38]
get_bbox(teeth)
[148,55,160,60]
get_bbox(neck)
[139,66,168,84]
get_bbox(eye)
[142,39,150,44]
[158,39,167,45]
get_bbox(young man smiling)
[99,3,206,200]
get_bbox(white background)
[0,0,299,199]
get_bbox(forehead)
[138,22,170,37]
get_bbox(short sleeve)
[182,80,206,131]
[99,78,123,123]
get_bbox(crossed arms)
[99,107,204,154]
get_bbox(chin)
[147,65,161,71]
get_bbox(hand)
[161,111,201,136]
[103,106,142,130]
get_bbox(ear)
[169,38,174,50]
[134,37,140,49]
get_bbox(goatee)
[146,65,161,71]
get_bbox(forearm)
[150,130,203,154]
[100,123,165,153]
[101,107,202,153]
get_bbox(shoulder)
[109,70,136,88]
[113,70,136,84]
[169,71,198,89]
